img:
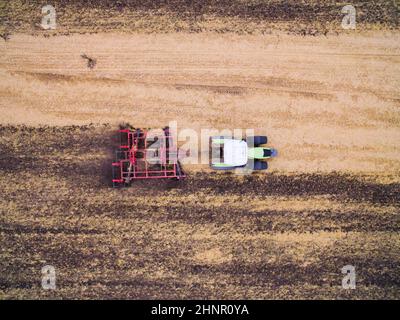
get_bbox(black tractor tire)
[248,160,268,171]
[247,136,267,146]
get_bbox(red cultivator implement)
[112,127,185,187]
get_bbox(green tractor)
[210,136,277,171]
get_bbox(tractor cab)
[221,139,248,166]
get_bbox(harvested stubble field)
[0,0,400,300]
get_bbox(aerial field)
[0,0,399,299]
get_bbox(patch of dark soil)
[181,173,400,205]
[0,222,104,235]
[38,1,400,26]
[2,0,399,34]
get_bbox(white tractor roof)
[223,139,248,166]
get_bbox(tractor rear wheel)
[247,136,267,146]
[248,160,268,170]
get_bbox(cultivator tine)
[112,162,123,188]
[176,161,185,179]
